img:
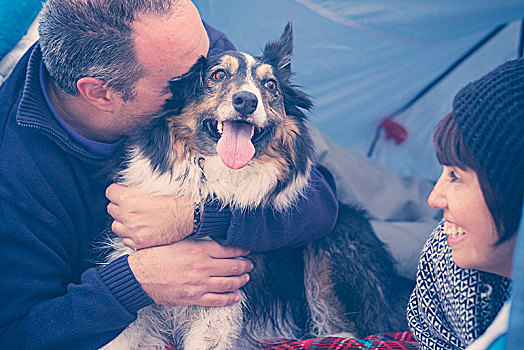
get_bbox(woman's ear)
[76,77,116,112]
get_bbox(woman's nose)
[427,177,446,209]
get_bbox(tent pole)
[367,24,507,158]
[519,18,524,58]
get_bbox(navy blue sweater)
[0,27,338,349]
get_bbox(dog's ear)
[262,21,293,75]
[136,57,207,174]
[261,22,313,114]
[164,56,207,114]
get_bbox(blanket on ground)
[263,332,418,350]
[166,332,418,349]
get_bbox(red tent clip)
[381,118,409,145]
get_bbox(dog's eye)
[211,69,228,81]
[264,79,278,92]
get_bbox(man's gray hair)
[39,0,175,101]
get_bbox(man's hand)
[128,240,252,306]
[106,184,193,250]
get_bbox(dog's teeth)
[251,126,255,138]
[217,121,223,134]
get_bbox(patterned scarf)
[407,221,511,349]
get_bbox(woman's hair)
[433,112,522,244]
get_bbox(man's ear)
[76,77,116,112]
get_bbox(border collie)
[102,22,408,350]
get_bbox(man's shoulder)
[204,22,236,56]
[0,42,35,101]
[0,82,25,173]
[0,43,34,143]
[0,102,75,204]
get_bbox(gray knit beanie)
[452,58,524,205]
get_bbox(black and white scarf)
[407,221,511,349]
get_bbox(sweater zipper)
[18,122,105,161]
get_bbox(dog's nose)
[232,91,258,116]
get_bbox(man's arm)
[0,199,252,349]
[197,165,338,251]
[107,164,338,252]
[0,198,138,349]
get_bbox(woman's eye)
[212,70,227,81]
[264,79,278,92]
[449,170,459,182]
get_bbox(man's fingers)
[208,257,253,277]
[202,240,250,259]
[107,202,125,221]
[207,274,250,293]
[121,237,138,250]
[106,184,145,207]
[194,292,242,307]
[105,183,127,203]
[111,222,139,249]
[111,220,125,235]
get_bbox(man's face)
[113,0,210,135]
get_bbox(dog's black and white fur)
[102,23,409,350]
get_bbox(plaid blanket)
[167,332,418,349]
[263,332,419,350]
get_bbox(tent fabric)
[312,127,439,279]
[194,0,524,180]
[0,0,43,60]
[506,205,524,348]
[0,9,41,85]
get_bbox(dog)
[101,22,410,350]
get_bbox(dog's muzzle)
[203,91,270,170]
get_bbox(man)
[0,0,338,348]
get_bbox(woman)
[407,58,524,349]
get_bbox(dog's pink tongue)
[217,121,255,169]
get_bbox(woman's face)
[428,166,516,278]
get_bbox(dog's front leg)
[182,298,244,350]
